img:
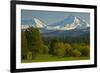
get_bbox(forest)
[21,27,90,63]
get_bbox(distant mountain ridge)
[40,27,90,37]
[21,15,90,37]
[47,15,89,30]
[21,15,89,31]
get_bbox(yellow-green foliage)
[53,42,66,57]
[27,52,32,60]
[65,43,73,56]
[72,44,90,56]
[72,49,81,57]
[82,46,90,56]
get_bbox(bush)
[50,41,66,57]
[72,49,81,57]
[27,52,32,60]
[72,44,83,52]
[81,46,90,56]
[71,44,90,57]
[65,43,73,56]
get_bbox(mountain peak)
[21,15,89,31]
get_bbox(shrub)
[27,52,32,60]
[72,49,81,57]
[50,41,66,57]
[81,46,90,56]
[65,43,73,56]
[71,44,90,56]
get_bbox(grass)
[21,55,90,63]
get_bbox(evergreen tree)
[21,31,28,59]
[25,27,48,58]
[49,38,60,54]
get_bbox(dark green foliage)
[21,31,28,59]
[22,27,49,59]
[27,27,42,42]
[42,35,90,45]
[31,43,49,54]
[25,27,43,51]
[49,38,60,54]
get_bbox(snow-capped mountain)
[48,15,89,30]
[33,18,46,28]
[21,15,89,31]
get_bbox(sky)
[21,9,90,25]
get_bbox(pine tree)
[21,31,28,59]
[25,27,48,58]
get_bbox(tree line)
[21,27,90,60]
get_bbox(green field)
[22,56,90,63]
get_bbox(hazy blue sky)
[21,9,90,25]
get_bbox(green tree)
[72,44,90,56]
[50,39,66,57]
[72,44,83,51]
[54,42,66,57]
[72,49,81,57]
[21,31,28,59]
[25,27,49,58]
[65,43,73,56]
[49,38,60,54]
[81,46,90,56]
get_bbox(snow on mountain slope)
[52,15,90,30]
[34,18,47,28]
[21,15,89,31]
